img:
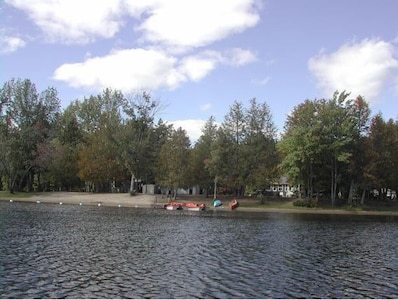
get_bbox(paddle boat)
[185,202,206,211]
[165,201,206,211]
[165,202,183,210]
[229,199,239,210]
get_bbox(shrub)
[258,194,267,204]
[293,199,318,208]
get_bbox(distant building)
[269,176,297,197]
[142,184,202,196]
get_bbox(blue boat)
[213,199,222,207]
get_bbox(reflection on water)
[0,202,397,298]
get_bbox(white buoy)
[118,204,122,208]
[36,200,41,204]
[79,202,83,206]
[9,199,13,202]
[59,202,63,205]
[135,205,138,208]
[98,203,101,207]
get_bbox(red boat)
[185,202,206,211]
[165,202,183,210]
[165,202,206,211]
[229,199,239,210]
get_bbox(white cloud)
[53,47,256,93]
[178,51,220,81]
[0,35,26,54]
[169,119,208,142]
[53,48,179,91]
[226,48,257,66]
[6,0,259,93]
[6,0,260,93]
[5,0,260,47]
[5,0,124,44]
[308,38,398,104]
[135,0,260,49]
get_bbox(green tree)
[78,130,126,192]
[243,98,278,191]
[156,127,191,198]
[206,127,234,198]
[118,91,163,192]
[0,78,60,192]
[365,115,398,200]
[278,99,324,198]
[191,116,219,197]
[33,106,83,191]
[345,96,371,204]
[221,100,246,195]
[72,88,126,192]
[318,91,354,205]
[279,91,358,205]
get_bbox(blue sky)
[1,0,397,141]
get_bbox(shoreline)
[1,192,159,208]
[1,192,398,216]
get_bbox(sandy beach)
[2,192,161,208]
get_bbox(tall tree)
[78,130,126,192]
[205,127,235,198]
[119,91,162,192]
[279,91,357,205]
[156,127,191,198]
[243,98,278,191]
[73,88,126,192]
[221,100,246,195]
[38,106,84,191]
[345,96,371,204]
[191,116,219,197]
[318,91,354,205]
[278,99,324,198]
[365,115,398,200]
[0,78,60,192]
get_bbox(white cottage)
[270,176,297,197]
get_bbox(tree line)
[1,78,397,205]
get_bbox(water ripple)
[1,202,397,298]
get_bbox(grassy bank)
[175,194,398,214]
[0,191,33,199]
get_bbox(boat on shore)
[185,202,206,211]
[165,201,206,211]
[213,199,222,207]
[229,199,239,210]
[165,202,183,210]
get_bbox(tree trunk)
[130,173,135,192]
[331,158,338,206]
[213,177,217,199]
[28,170,34,192]
[348,179,354,205]
[331,164,334,205]
[298,183,301,199]
[333,172,337,205]
[360,189,366,205]
[307,161,313,198]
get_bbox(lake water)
[0,201,397,298]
